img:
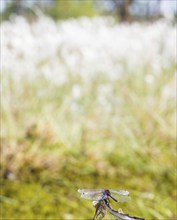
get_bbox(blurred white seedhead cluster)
[1,15,176,84]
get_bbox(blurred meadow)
[0,1,176,220]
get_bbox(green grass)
[0,65,176,219]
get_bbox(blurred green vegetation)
[1,61,176,219]
[46,0,97,20]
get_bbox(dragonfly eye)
[105,189,111,195]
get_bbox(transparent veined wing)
[78,189,130,202]
[109,190,130,202]
[78,189,104,194]
[78,189,106,201]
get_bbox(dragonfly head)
[104,189,111,196]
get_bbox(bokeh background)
[0,0,176,219]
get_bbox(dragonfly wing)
[78,189,105,201]
[110,190,129,196]
[78,189,103,194]
[80,192,104,200]
[110,190,130,202]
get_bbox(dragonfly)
[78,189,130,203]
